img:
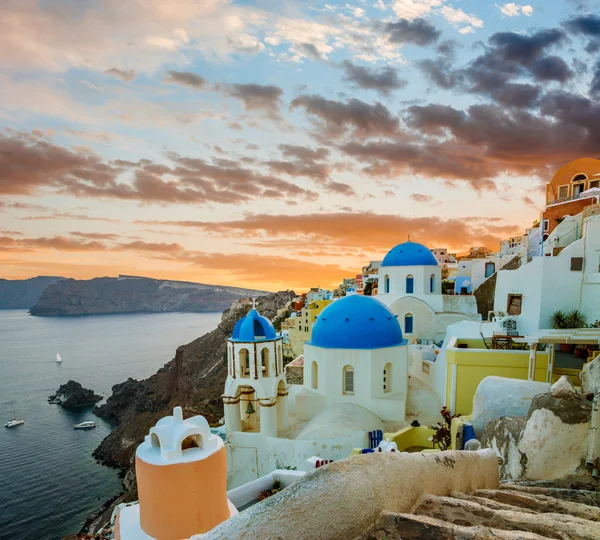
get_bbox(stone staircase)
[361,478,600,539]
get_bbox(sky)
[1,0,600,292]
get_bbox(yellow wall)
[383,426,436,451]
[445,340,549,416]
[286,300,332,357]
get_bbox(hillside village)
[95,158,600,539]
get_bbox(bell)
[245,401,256,416]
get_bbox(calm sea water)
[0,310,221,540]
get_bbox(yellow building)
[286,300,332,357]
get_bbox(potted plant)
[551,310,572,352]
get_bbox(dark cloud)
[0,132,318,205]
[104,68,136,82]
[163,70,208,89]
[564,14,600,36]
[289,95,399,139]
[220,83,283,118]
[341,61,407,96]
[591,61,600,97]
[70,232,120,240]
[384,18,441,46]
[529,56,574,82]
[488,29,565,66]
[490,83,541,109]
[418,57,461,90]
[279,144,330,162]
[297,43,325,60]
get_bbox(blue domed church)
[296,295,410,422]
[376,241,479,342]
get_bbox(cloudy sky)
[1,0,599,291]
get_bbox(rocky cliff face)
[48,380,102,409]
[0,276,65,308]
[30,275,268,316]
[90,290,295,472]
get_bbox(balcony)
[547,192,598,207]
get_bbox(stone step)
[471,489,600,521]
[449,491,538,514]
[361,511,548,540]
[499,484,600,506]
[412,494,598,540]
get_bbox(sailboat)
[56,353,63,363]
[4,400,24,428]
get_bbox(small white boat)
[73,421,96,430]
[5,401,24,428]
[56,353,63,363]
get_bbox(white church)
[376,241,480,342]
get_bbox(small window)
[383,362,392,393]
[429,274,435,293]
[572,174,587,182]
[543,220,549,232]
[311,361,318,389]
[589,179,599,189]
[384,274,390,294]
[406,275,414,294]
[404,313,414,334]
[343,365,354,395]
[558,185,569,200]
[571,257,583,271]
[506,294,522,315]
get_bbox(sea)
[0,310,222,540]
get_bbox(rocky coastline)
[48,380,102,409]
[73,291,295,537]
[30,275,268,316]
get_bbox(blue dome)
[382,241,438,267]
[309,296,405,350]
[231,309,277,341]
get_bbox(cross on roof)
[251,297,257,309]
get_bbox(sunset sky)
[1,0,600,291]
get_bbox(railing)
[547,193,598,207]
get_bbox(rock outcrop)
[0,276,65,308]
[30,275,268,316]
[48,380,102,409]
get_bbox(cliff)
[0,276,65,308]
[30,275,268,316]
[48,380,102,409]
[90,290,295,473]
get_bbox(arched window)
[429,274,435,293]
[404,313,414,334]
[239,348,250,377]
[406,275,414,294]
[572,174,587,197]
[572,174,587,182]
[343,365,354,395]
[311,361,318,389]
[261,347,270,377]
[383,362,392,393]
[384,274,390,293]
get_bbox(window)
[573,182,586,197]
[543,220,549,232]
[343,365,354,394]
[571,257,583,271]
[406,275,414,294]
[506,294,522,316]
[404,313,414,334]
[572,173,587,182]
[589,179,599,189]
[384,274,390,293]
[558,185,569,200]
[261,347,270,377]
[383,362,392,393]
[311,361,318,389]
[239,348,250,377]
[429,274,435,293]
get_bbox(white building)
[222,307,288,438]
[296,295,409,422]
[494,216,600,335]
[377,241,480,342]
